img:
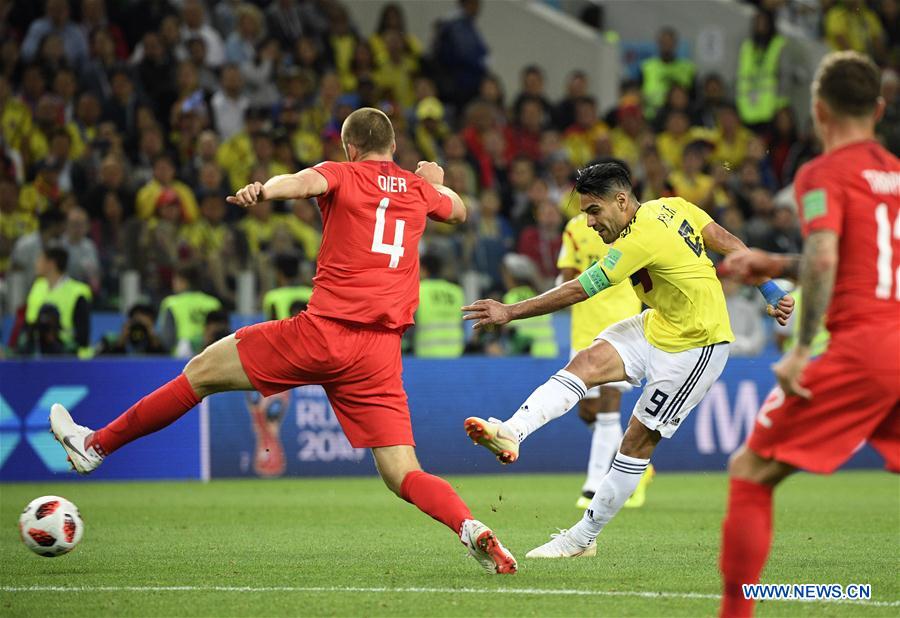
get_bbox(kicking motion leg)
[578,388,623,508]
[50,334,254,474]
[465,340,626,464]
[372,445,517,574]
[527,415,659,558]
[719,446,795,618]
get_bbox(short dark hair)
[38,208,65,232]
[205,309,229,326]
[43,246,68,273]
[128,302,156,321]
[341,107,395,155]
[275,253,300,279]
[813,51,881,118]
[420,253,442,277]
[175,264,200,288]
[574,161,634,198]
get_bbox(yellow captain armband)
[577,263,612,297]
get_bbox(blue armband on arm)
[578,263,612,297]
[757,280,787,306]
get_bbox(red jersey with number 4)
[307,160,452,330]
[793,140,900,334]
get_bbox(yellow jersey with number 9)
[579,197,734,352]
[558,214,642,351]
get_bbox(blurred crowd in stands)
[0,0,897,358]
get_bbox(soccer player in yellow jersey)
[463,162,793,558]
[558,212,653,510]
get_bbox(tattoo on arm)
[780,255,801,280]
[797,232,838,348]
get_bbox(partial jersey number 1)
[372,197,405,268]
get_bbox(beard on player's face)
[582,194,627,243]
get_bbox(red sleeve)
[313,161,343,194]
[794,160,844,237]
[422,180,453,221]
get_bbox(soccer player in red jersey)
[49,108,518,574]
[718,52,899,617]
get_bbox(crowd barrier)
[0,355,884,482]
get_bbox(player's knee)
[728,446,793,485]
[566,341,625,388]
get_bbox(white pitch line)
[1,585,898,608]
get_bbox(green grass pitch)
[1,471,898,617]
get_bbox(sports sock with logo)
[90,374,201,455]
[719,477,774,618]
[569,452,649,546]
[583,411,623,494]
[504,370,587,443]
[400,470,473,535]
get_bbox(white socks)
[569,452,650,547]
[504,370,587,443]
[583,412,623,494]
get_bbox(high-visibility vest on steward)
[415,279,465,358]
[503,286,559,358]
[263,285,314,320]
[25,276,92,349]
[158,291,222,351]
[736,35,789,125]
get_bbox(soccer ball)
[19,495,84,557]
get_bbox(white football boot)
[49,403,104,475]
[525,529,597,559]
[459,519,518,574]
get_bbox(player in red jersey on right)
[49,108,518,574]
[718,51,899,617]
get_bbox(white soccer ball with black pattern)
[19,495,84,557]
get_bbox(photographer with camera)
[96,303,168,356]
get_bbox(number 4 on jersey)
[372,197,405,268]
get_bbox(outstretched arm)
[723,249,801,281]
[702,221,794,325]
[463,279,587,329]
[771,230,838,399]
[227,168,329,207]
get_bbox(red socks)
[720,478,774,618]
[400,470,473,536]
[91,374,201,455]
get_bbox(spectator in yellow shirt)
[711,102,753,170]
[0,177,36,275]
[655,109,705,172]
[135,154,199,222]
[610,97,649,173]
[369,3,422,67]
[669,141,715,212]
[0,74,32,154]
[825,0,886,56]
[563,96,609,168]
[19,160,62,215]
[373,29,418,109]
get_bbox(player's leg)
[577,388,623,507]
[465,340,631,464]
[330,328,517,574]
[528,341,729,558]
[50,334,254,473]
[719,444,795,618]
[466,313,645,463]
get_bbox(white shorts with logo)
[596,310,730,438]
[570,346,633,399]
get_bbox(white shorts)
[569,346,633,399]
[596,311,730,438]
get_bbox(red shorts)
[748,327,900,474]
[234,312,413,449]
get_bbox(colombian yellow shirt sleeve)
[577,230,654,296]
[556,225,578,271]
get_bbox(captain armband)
[577,263,612,297]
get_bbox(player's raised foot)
[49,404,103,475]
[459,519,517,574]
[575,491,594,509]
[623,464,655,509]
[525,529,597,559]
[464,417,519,464]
